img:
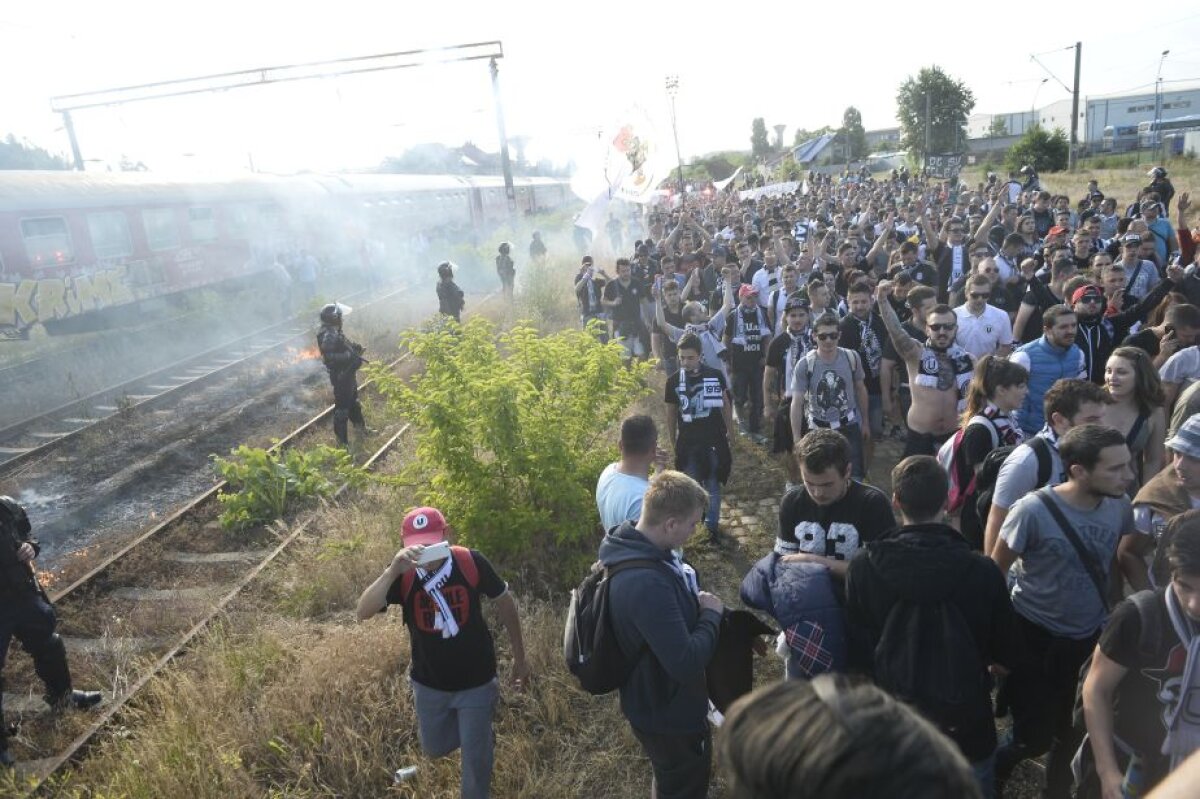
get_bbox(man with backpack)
[846,455,1021,798]
[981,379,1111,556]
[599,470,724,799]
[356,507,530,799]
[1078,510,1200,797]
[990,425,1136,799]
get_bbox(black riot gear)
[317,319,367,447]
[0,496,102,768]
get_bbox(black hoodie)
[845,522,1022,761]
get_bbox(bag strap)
[1029,436,1053,487]
[1130,589,1167,661]
[1035,488,1110,611]
[1127,413,1150,450]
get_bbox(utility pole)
[666,75,684,193]
[489,57,517,218]
[61,111,84,171]
[924,91,931,172]
[1155,50,1170,164]
[1069,41,1081,170]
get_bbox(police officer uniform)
[0,497,101,767]
[316,303,367,447]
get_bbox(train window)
[20,216,75,266]
[188,207,218,242]
[226,205,252,239]
[86,211,132,259]
[143,208,180,251]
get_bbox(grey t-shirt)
[1000,489,1133,638]
[791,347,863,426]
[991,434,1066,510]
[1160,346,1200,388]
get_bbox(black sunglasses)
[815,332,840,341]
[928,323,956,332]
[969,292,990,299]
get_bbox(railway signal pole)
[49,41,516,204]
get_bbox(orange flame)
[284,346,322,364]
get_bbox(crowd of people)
[578,165,1200,799]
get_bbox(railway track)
[5,349,415,795]
[0,283,408,476]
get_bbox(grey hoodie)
[598,522,722,735]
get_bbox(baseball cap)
[1122,233,1143,245]
[1070,285,1105,305]
[784,293,811,312]
[1167,415,1200,460]
[738,283,759,298]
[401,507,448,546]
[1048,226,1068,237]
[1140,200,1160,212]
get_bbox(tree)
[751,118,771,158]
[1005,125,1069,173]
[839,107,869,162]
[895,66,975,163]
[987,117,1009,138]
[0,134,70,170]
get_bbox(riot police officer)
[1,496,102,768]
[317,303,368,448]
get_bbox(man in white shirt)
[596,414,667,531]
[954,274,1014,359]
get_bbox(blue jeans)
[682,447,721,533]
[970,751,996,799]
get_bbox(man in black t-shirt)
[1080,511,1200,796]
[775,430,896,579]
[603,258,648,358]
[839,282,887,455]
[357,507,530,799]
[764,294,812,491]
[725,284,772,440]
[666,333,733,538]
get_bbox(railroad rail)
[0,284,407,475]
[15,349,414,794]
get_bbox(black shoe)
[47,690,102,711]
[0,749,13,769]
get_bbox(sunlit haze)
[2,2,1198,174]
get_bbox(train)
[0,171,572,337]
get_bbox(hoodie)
[845,522,1022,760]
[599,522,722,735]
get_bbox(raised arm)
[874,281,922,366]
[970,198,1003,247]
[865,212,894,265]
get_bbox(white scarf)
[1162,588,1200,769]
[414,557,460,639]
[784,328,807,396]
[951,244,965,283]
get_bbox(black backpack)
[563,559,661,695]
[974,436,1053,528]
[873,579,990,741]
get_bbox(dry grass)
[963,157,1200,208]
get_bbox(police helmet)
[1148,166,1167,179]
[0,496,31,536]
[498,242,511,254]
[437,261,455,279]
[319,303,342,325]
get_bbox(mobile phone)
[416,541,452,565]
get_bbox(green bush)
[1005,124,1069,173]
[212,444,367,531]
[371,316,651,565]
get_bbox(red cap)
[401,507,448,546]
[1047,225,1068,237]
[1070,284,1104,305]
[738,283,759,298]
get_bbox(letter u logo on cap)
[412,514,429,530]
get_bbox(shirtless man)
[875,280,975,457]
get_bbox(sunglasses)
[928,323,956,332]
[1078,296,1103,304]
[969,292,990,299]
[815,332,840,341]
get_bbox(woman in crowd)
[950,356,1028,550]
[1102,346,1167,491]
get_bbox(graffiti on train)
[0,265,137,329]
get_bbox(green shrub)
[371,316,651,566]
[212,444,367,531]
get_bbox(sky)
[2,2,1199,175]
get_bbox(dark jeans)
[731,362,764,433]
[330,370,365,446]
[996,613,1098,798]
[631,726,712,799]
[1,591,72,753]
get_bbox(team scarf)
[1163,587,1200,769]
[414,557,460,639]
[951,244,966,284]
[732,306,765,351]
[784,328,809,396]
